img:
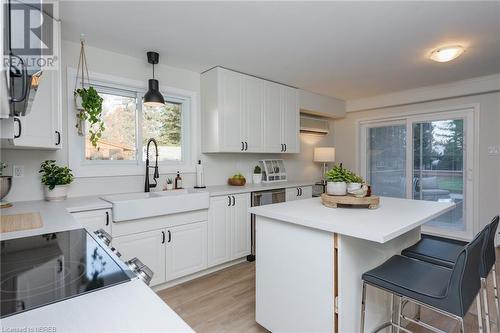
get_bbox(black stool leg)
[360,281,367,333]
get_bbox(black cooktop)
[0,228,132,318]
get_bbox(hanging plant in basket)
[74,37,105,148]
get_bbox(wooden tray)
[321,193,379,209]
[1,212,43,233]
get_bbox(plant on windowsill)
[73,37,105,148]
[325,164,349,196]
[165,177,174,190]
[39,160,74,201]
[253,165,262,184]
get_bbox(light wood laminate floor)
[158,251,500,333]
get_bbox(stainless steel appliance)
[247,188,286,261]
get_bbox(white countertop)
[249,196,455,243]
[0,196,112,241]
[0,279,193,333]
[204,180,315,196]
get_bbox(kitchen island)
[249,196,454,333]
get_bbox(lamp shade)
[144,79,165,107]
[314,147,335,162]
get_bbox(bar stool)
[402,216,500,333]
[360,226,487,333]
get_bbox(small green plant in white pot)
[325,164,349,196]
[253,165,262,184]
[165,177,174,190]
[346,172,364,192]
[39,160,74,201]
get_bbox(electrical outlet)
[13,165,24,178]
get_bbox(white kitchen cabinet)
[231,193,251,259]
[112,230,166,286]
[208,196,232,267]
[201,67,299,154]
[286,186,313,202]
[165,221,208,281]
[1,18,62,150]
[208,193,251,266]
[281,86,300,153]
[71,209,112,234]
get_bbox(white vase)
[74,95,84,110]
[44,185,69,201]
[326,182,347,196]
[347,183,362,192]
[166,183,174,190]
[253,174,262,184]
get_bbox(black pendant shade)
[144,51,165,107]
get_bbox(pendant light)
[144,51,165,107]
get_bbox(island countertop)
[249,196,454,243]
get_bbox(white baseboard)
[152,257,248,292]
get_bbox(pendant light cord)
[152,63,155,80]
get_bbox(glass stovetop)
[0,228,132,318]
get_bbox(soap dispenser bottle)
[174,171,183,189]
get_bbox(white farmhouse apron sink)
[101,190,209,222]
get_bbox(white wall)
[334,91,500,235]
[1,40,332,202]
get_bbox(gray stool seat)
[362,255,463,316]
[401,235,467,269]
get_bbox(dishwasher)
[247,188,286,262]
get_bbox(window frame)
[67,68,197,177]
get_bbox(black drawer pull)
[14,118,21,138]
[168,230,172,242]
[55,130,61,145]
[105,211,110,226]
[162,231,166,244]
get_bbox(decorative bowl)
[228,178,246,186]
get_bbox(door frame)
[358,104,479,240]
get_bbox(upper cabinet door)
[281,86,300,153]
[220,69,244,152]
[243,75,264,152]
[263,81,283,153]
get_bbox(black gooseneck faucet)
[144,138,159,192]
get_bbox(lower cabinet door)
[166,221,208,281]
[71,209,112,234]
[300,186,313,199]
[208,196,232,267]
[285,187,299,202]
[231,193,251,259]
[112,230,166,286]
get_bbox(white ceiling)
[60,1,500,100]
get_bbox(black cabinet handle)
[232,196,236,206]
[241,142,244,151]
[14,118,21,138]
[55,130,61,145]
[228,196,231,206]
[105,211,109,226]
[299,188,302,196]
[57,259,63,273]
[281,144,284,152]
[162,231,166,244]
[296,188,299,196]
[244,142,248,151]
[168,230,172,243]
[284,144,287,152]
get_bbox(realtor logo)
[4,2,57,71]
[7,2,53,55]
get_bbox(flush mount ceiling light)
[429,45,465,63]
[144,51,165,107]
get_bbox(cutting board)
[321,193,380,209]
[0,212,43,233]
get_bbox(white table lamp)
[314,147,335,183]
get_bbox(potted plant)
[165,177,174,190]
[39,160,74,201]
[74,86,105,148]
[346,172,364,192]
[325,164,348,195]
[253,165,262,184]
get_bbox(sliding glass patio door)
[360,109,474,239]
